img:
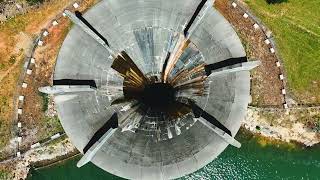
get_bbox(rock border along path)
[9,1,83,162]
[229,0,319,145]
[229,0,291,108]
[2,0,319,166]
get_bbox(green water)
[27,131,320,180]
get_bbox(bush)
[39,92,49,112]
[314,118,320,133]
[266,0,288,4]
[0,170,10,180]
[26,0,44,5]
[9,55,16,65]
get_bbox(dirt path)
[216,0,285,107]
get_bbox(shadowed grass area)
[266,0,288,4]
[39,92,49,112]
[245,0,320,104]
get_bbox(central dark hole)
[140,83,175,111]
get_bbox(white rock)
[276,61,281,67]
[264,39,270,45]
[282,89,286,95]
[26,69,32,75]
[73,3,79,9]
[266,31,273,38]
[232,2,237,8]
[18,122,22,128]
[30,58,35,64]
[38,40,43,46]
[52,20,58,26]
[253,23,259,29]
[243,13,249,18]
[22,83,27,88]
[279,74,284,80]
[18,109,23,114]
[51,133,61,140]
[17,137,22,143]
[31,142,41,149]
[249,95,252,104]
[270,48,275,53]
[167,128,173,139]
[19,96,24,101]
[43,31,49,37]
[17,152,21,157]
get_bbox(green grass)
[0,170,10,180]
[39,92,49,112]
[245,0,320,104]
[38,116,64,140]
[314,117,320,132]
[0,95,10,149]
[0,118,10,151]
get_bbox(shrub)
[39,92,49,112]
[26,0,44,5]
[9,55,16,65]
[314,118,320,133]
[266,0,288,4]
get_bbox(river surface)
[27,130,320,180]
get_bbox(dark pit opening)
[140,83,175,111]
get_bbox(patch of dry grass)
[0,0,75,149]
[0,55,24,148]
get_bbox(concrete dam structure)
[40,0,259,179]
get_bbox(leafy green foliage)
[39,92,49,112]
[266,0,288,4]
[8,55,16,65]
[26,0,44,5]
[313,117,320,132]
[0,170,10,180]
[39,116,64,140]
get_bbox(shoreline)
[1,0,318,179]
[31,150,79,170]
[15,112,320,180]
[12,138,76,180]
[243,107,320,147]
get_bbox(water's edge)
[27,129,320,180]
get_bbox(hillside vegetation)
[0,0,74,150]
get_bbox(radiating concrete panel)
[53,0,253,179]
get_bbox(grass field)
[245,0,320,104]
